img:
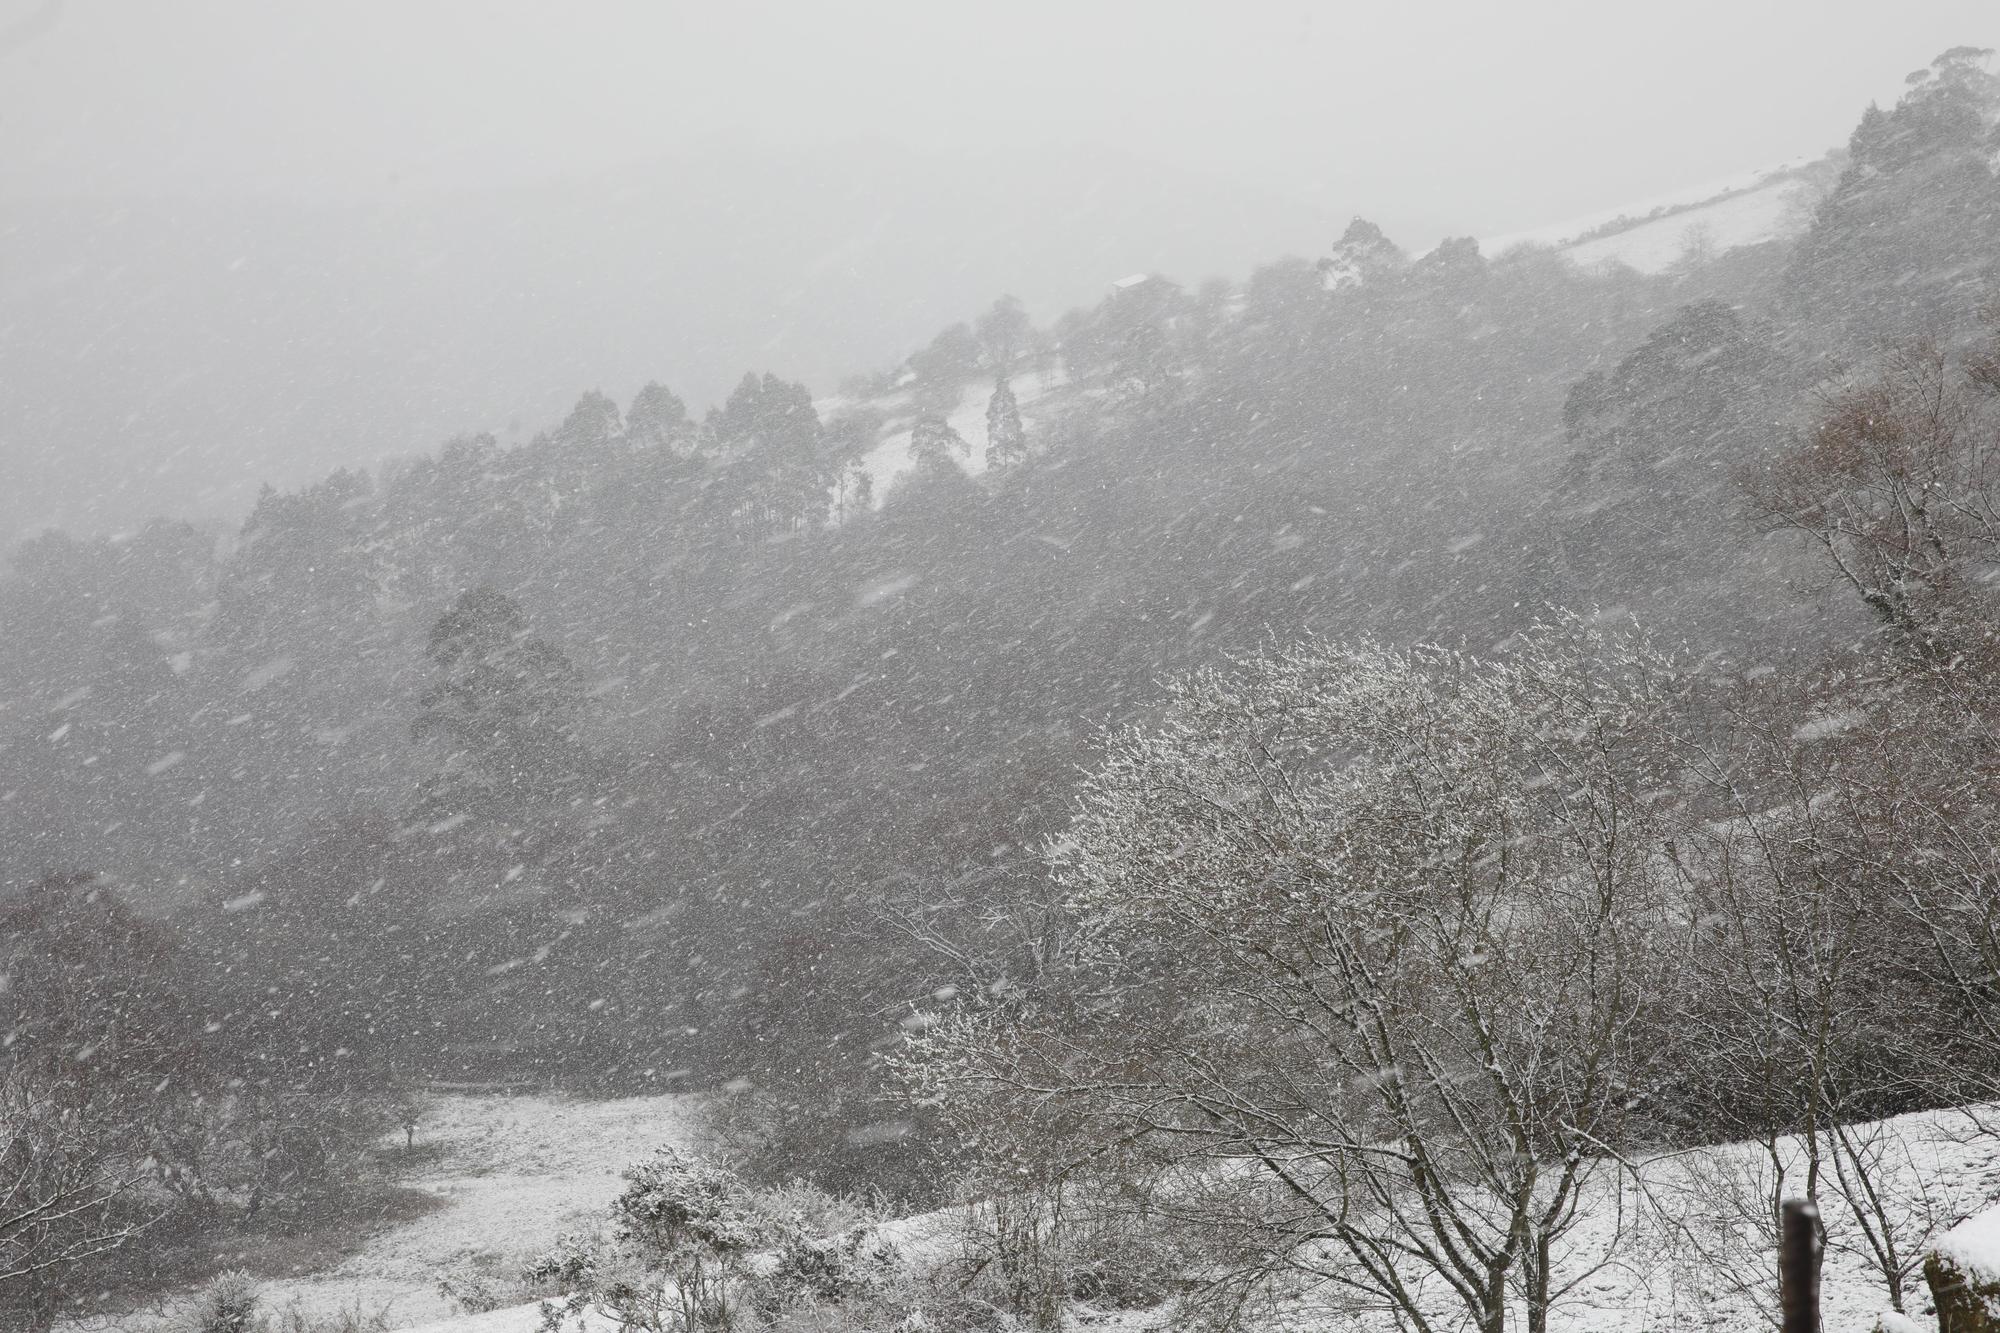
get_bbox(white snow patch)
[1484,159,1819,275]
[76,1093,696,1333]
[1562,178,1808,274]
[1871,1312,1927,1333]
[833,370,1052,507]
[1936,1202,2000,1282]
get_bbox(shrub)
[170,1276,390,1333]
[770,1228,903,1304]
[172,1271,263,1333]
[532,1149,782,1332]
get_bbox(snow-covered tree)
[0,1073,156,1331]
[904,617,1689,1333]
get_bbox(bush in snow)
[440,1239,589,1317]
[927,1166,1207,1333]
[769,1228,903,1305]
[169,1274,389,1333]
[171,1271,264,1333]
[533,1147,788,1332]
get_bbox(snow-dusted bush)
[769,1228,903,1304]
[532,1147,809,1332]
[440,1240,586,1317]
[171,1271,263,1333]
[169,1273,390,1333]
[752,1176,883,1242]
[1927,1204,2000,1331]
[938,1180,1200,1329]
[266,1306,391,1333]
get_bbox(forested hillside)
[3,45,1998,1332]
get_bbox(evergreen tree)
[975,295,1031,375]
[907,415,969,472]
[627,382,693,454]
[1785,46,2000,342]
[908,322,983,412]
[552,389,622,449]
[984,375,1026,468]
[1319,216,1408,290]
[411,587,589,843]
[706,373,830,539]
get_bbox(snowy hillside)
[101,1088,1994,1333]
[819,368,1058,505]
[1484,156,1830,273]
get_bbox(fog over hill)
[0,142,1358,540]
[6,8,2000,1333]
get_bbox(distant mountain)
[0,142,1351,542]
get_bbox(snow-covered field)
[1484,159,1821,274]
[399,1102,2000,1333]
[336,1093,691,1329]
[1231,1104,2000,1333]
[824,369,1056,507]
[1559,175,1809,273]
[85,1090,2000,1333]
[77,1093,693,1333]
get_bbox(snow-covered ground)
[1484,158,1822,275]
[1558,175,1809,273]
[416,1102,2000,1333]
[823,369,1056,508]
[95,1090,2000,1333]
[1242,1104,2000,1333]
[77,1093,693,1333]
[331,1093,690,1329]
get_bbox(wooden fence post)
[1781,1197,1823,1333]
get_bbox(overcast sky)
[5,0,1999,235]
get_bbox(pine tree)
[627,382,693,454]
[985,376,1026,469]
[553,390,622,449]
[411,587,589,842]
[706,373,831,539]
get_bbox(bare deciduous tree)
[1,1073,157,1331]
[905,618,1687,1333]
[1743,331,2000,659]
[1662,658,2000,1317]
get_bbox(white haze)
[2,0,1997,537]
